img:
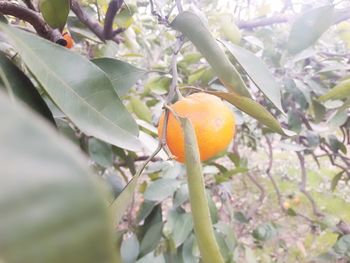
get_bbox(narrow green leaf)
[171,11,251,97]
[319,79,350,102]
[221,41,285,114]
[288,6,334,54]
[208,91,288,135]
[0,23,140,151]
[144,178,181,202]
[331,171,344,192]
[180,117,225,263]
[0,91,116,263]
[88,137,114,168]
[92,57,146,97]
[139,222,164,256]
[121,233,140,263]
[130,97,152,123]
[0,52,55,125]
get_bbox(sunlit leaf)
[171,11,251,97]
[221,41,285,114]
[0,23,140,151]
[92,57,146,97]
[288,6,334,54]
[0,52,55,125]
[0,91,116,263]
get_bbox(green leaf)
[0,52,55,125]
[331,171,344,192]
[208,91,288,135]
[287,6,335,54]
[130,97,152,123]
[137,252,165,263]
[0,23,140,151]
[110,174,139,225]
[88,137,113,168]
[39,0,69,29]
[319,79,350,102]
[165,209,193,247]
[171,11,251,97]
[221,41,285,114]
[121,233,140,263]
[144,178,181,202]
[182,235,199,263]
[333,234,350,256]
[0,91,116,263]
[139,222,164,256]
[92,57,146,97]
[180,117,225,263]
[252,223,278,241]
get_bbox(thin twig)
[103,0,124,40]
[175,0,183,13]
[246,172,265,219]
[264,135,284,211]
[71,0,122,44]
[22,0,37,11]
[296,151,323,217]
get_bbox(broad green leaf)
[0,23,140,151]
[92,57,146,97]
[144,178,181,202]
[39,0,69,29]
[221,41,285,114]
[288,6,334,54]
[121,233,140,263]
[0,91,116,263]
[165,209,193,247]
[130,97,152,123]
[180,117,225,263]
[173,184,189,207]
[319,79,350,102]
[88,137,114,168]
[208,91,287,135]
[0,52,55,125]
[171,12,251,98]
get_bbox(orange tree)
[0,0,349,262]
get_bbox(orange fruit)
[63,32,74,49]
[157,92,235,163]
[283,201,291,210]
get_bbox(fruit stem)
[180,117,225,263]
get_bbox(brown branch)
[0,1,63,43]
[264,135,284,211]
[103,0,124,40]
[236,7,350,30]
[246,172,265,219]
[296,151,323,217]
[71,0,122,44]
[22,0,37,11]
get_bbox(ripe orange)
[62,32,74,49]
[157,92,235,163]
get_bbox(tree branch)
[71,0,122,44]
[103,0,124,40]
[236,7,350,30]
[22,0,37,11]
[296,151,323,217]
[0,1,63,43]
